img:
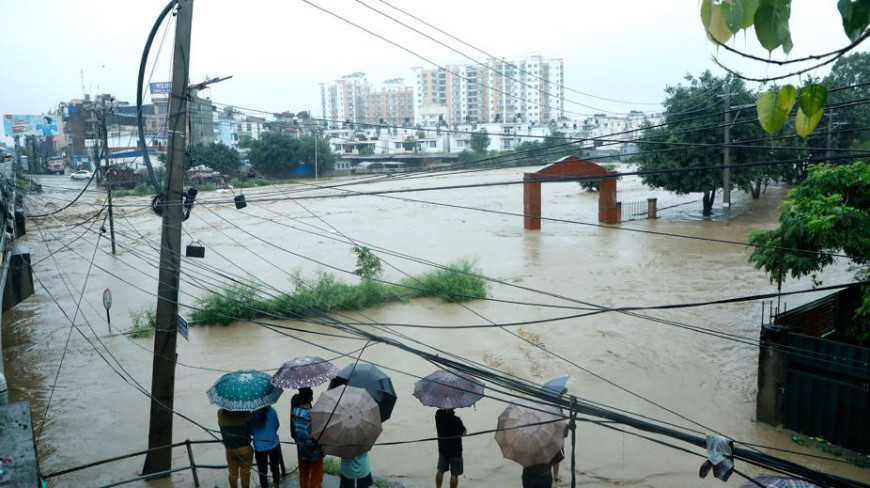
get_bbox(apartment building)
[366,78,414,127]
[320,73,414,128]
[413,54,564,126]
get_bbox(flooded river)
[3,167,867,487]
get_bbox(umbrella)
[542,376,570,398]
[271,356,338,389]
[739,475,821,488]
[329,363,397,422]
[413,370,485,409]
[311,385,383,458]
[494,403,567,467]
[207,369,283,412]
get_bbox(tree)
[748,162,870,345]
[358,145,375,156]
[297,133,336,174]
[635,71,771,216]
[470,129,490,154]
[699,1,870,139]
[186,142,241,175]
[824,51,870,149]
[248,132,301,177]
[578,163,618,192]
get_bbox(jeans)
[298,457,324,488]
[254,445,282,487]
[225,445,254,488]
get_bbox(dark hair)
[299,387,314,404]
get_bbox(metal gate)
[783,333,870,453]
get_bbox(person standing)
[249,405,283,488]
[292,388,324,488]
[522,463,553,488]
[340,451,373,488]
[218,409,254,488]
[435,408,466,488]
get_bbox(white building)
[413,54,565,127]
[320,73,414,128]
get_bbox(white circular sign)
[102,288,112,310]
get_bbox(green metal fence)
[783,333,870,454]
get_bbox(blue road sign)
[178,315,190,341]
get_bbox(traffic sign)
[102,288,112,310]
[178,315,189,342]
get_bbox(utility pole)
[98,102,117,255]
[723,82,731,208]
[826,110,834,163]
[142,0,193,477]
[314,122,319,181]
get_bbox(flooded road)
[3,168,866,487]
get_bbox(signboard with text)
[149,82,172,95]
[178,315,190,341]
[3,114,60,137]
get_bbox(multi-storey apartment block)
[320,73,414,128]
[413,54,564,126]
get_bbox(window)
[428,141,437,148]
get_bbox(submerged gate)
[756,287,870,454]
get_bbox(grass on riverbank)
[189,259,486,327]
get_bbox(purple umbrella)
[271,356,338,389]
[413,370,485,409]
[739,475,821,487]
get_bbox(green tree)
[248,132,301,177]
[824,51,870,149]
[699,0,870,139]
[470,129,490,154]
[298,134,335,173]
[352,246,383,280]
[578,163,619,191]
[748,162,870,344]
[635,71,771,216]
[186,142,241,175]
[358,145,375,156]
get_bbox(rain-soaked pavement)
[3,166,867,487]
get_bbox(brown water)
[3,168,867,487]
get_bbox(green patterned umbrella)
[207,370,283,411]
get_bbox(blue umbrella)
[207,370,283,412]
[542,376,570,399]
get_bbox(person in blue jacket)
[249,405,283,487]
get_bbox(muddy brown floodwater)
[2,168,867,487]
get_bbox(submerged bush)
[129,306,157,338]
[190,260,487,326]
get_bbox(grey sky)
[0,0,857,144]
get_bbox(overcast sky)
[0,0,859,145]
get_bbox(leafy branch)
[700,0,870,137]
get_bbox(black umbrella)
[328,363,397,422]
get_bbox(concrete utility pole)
[723,82,731,207]
[142,0,193,477]
[97,100,117,255]
[314,123,319,181]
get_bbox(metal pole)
[142,0,193,477]
[723,81,731,207]
[570,397,577,488]
[315,124,319,181]
[101,108,117,255]
[185,440,200,488]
